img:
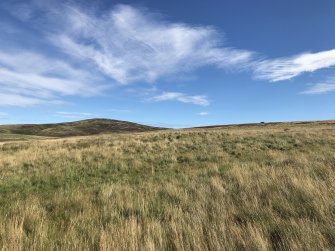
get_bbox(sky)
[0,0,335,127]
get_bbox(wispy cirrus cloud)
[45,3,335,97]
[56,111,96,119]
[198,112,209,116]
[149,92,209,106]
[254,49,335,82]
[0,2,256,107]
[0,50,108,106]
[302,77,335,95]
[0,93,55,106]
[2,0,334,112]
[51,4,253,84]
[54,4,335,89]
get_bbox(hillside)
[0,119,162,137]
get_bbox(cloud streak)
[149,92,209,106]
[56,111,96,119]
[254,49,335,82]
[0,50,107,106]
[302,77,335,94]
[0,93,52,106]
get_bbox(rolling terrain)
[0,118,162,138]
[0,120,335,250]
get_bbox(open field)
[1,121,335,250]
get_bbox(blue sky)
[0,0,335,127]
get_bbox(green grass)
[0,121,335,250]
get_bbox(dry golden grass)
[1,122,335,250]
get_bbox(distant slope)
[192,120,335,129]
[0,119,163,137]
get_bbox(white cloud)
[4,0,335,108]
[56,111,96,119]
[0,50,108,106]
[0,93,52,106]
[149,92,209,106]
[51,4,253,84]
[254,49,335,82]
[199,112,209,116]
[0,3,258,107]
[302,77,335,94]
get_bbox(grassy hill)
[0,119,162,137]
[1,120,335,250]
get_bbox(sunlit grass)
[1,122,335,250]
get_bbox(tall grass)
[1,123,335,250]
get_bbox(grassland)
[0,121,335,250]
